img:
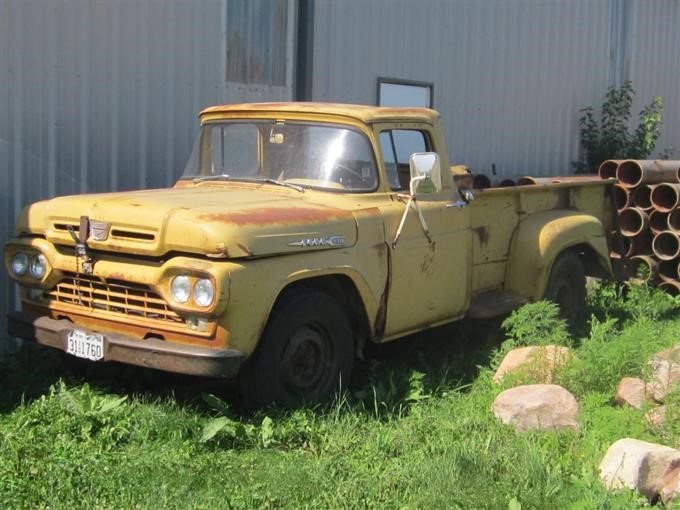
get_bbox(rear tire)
[544,252,587,333]
[239,288,354,408]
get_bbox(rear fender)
[504,211,612,301]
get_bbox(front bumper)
[8,311,245,378]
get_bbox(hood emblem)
[89,221,111,241]
[288,235,346,248]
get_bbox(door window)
[379,129,430,190]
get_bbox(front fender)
[224,248,386,357]
[504,210,612,301]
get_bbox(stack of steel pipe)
[600,159,680,294]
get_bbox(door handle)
[446,200,468,208]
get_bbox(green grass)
[1,282,679,509]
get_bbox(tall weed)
[501,301,571,347]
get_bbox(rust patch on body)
[198,207,349,226]
[104,272,133,282]
[25,303,226,348]
[374,242,387,265]
[420,241,437,276]
[473,226,489,246]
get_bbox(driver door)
[376,125,471,338]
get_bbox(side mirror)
[409,152,441,195]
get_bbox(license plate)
[66,329,104,361]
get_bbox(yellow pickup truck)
[4,103,616,406]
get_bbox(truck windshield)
[181,121,378,192]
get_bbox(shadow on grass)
[351,317,506,406]
[0,346,65,413]
[0,316,507,417]
[0,343,240,415]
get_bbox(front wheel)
[544,252,587,332]
[239,289,354,408]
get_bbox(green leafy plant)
[574,81,667,173]
[501,301,570,348]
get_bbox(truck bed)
[468,179,615,297]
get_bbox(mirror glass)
[409,152,441,194]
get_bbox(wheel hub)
[281,326,328,389]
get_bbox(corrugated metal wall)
[0,0,295,355]
[311,0,678,177]
[628,1,680,159]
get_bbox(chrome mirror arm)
[392,176,433,249]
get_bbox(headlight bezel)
[169,274,217,309]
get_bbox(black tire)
[544,251,587,332]
[238,289,354,408]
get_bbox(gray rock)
[614,377,655,409]
[493,345,572,384]
[661,466,680,507]
[644,405,667,427]
[491,384,579,432]
[599,438,680,501]
[647,344,680,403]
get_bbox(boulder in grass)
[599,438,680,501]
[493,345,572,384]
[661,466,680,507]
[647,344,680,402]
[615,377,655,409]
[491,384,579,432]
[644,406,667,427]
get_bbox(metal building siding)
[628,1,680,159]
[313,0,622,177]
[0,0,294,355]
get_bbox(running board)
[466,290,528,319]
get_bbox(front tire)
[239,289,354,408]
[544,251,587,332]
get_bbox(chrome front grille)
[46,272,184,324]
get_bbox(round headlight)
[29,253,47,279]
[11,252,29,277]
[171,275,191,304]
[194,278,214,307]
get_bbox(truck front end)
[4,104,377,385]
[5,202,245,377]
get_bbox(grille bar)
[46,273,183,324]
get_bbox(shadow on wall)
[0,139,91,357]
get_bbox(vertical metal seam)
[79,3,90,193]
[166,3,177,186]
[47,3,57,198]
[110,1,120,191]
[285,0,297,95]
[221,0,228,102]
[295,0,314,101]
[138,2,149,189]
[623,0,635,84]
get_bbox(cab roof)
[199,102,440,124]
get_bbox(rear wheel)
[239,289,354,408]
[544,252,587,332]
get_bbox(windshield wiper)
[248,177,305,193]
[193,174,305,192]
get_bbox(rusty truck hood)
[20,184,358,258]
